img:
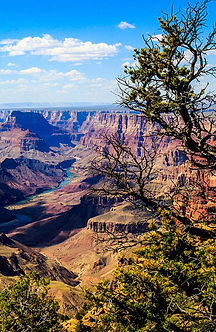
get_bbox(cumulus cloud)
[20,67,43,74]
[0,65,117,102]
[0,34,121,62]
[0,79,22,85]
[0,38,19,45]
[0,66,100,85]
[62,83,75,89]
[118,21,135,30]
[7,62,17,67]
[16,67,87,82]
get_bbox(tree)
[76,215,216,331]
[0,272,66,332]
[75,2,216,331]
[118,0,216,170]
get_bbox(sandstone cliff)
[0,108,215,233]
[87,203,151,234]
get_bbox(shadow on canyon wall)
[5,195,115,248]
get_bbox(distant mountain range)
[0,102,124,110]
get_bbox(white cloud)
[62,83,75,89]
[64,69,86,81]
[0,34,121,62]
[125,45,134,51]
[0,79,19,85]
[20,67,43,74]
[179,49,193,64]
[0,38,19,45]
[16,67,87,82]
[7,62,17,67]
[152,34,163,41]
[0,65,117,103]
[0,69,13,74]
[0,66,101,87]
[118,21,135,30]
[42,82,60,87]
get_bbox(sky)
[0,0,215,105]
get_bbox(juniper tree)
[75,2,216,331]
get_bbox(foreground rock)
[0,233,84,316]
[0,233,79,286]
[41,203,154,286]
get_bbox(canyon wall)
[0,109,215,225]
[0,157,65,206]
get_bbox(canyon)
[0,108,215,315]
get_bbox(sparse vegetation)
[0,272,66,332]
[76,2,216,331]
[0,2,215,332]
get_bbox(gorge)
[0,107,215,315]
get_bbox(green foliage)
[76,2,216,331]
[0,272,66,332]
[76,215,216,331]
[119,1,216,169]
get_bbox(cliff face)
[87,203,152,234]
[41,110,188,166]
[2,111,54,135]
[0,157,65,207]
[0,109,214,227]
[0,109,188,168]
[87,220,149,234]
[0,129,50,153]
[0,111,73,149]
[42,110,96,132]
[0,110,11,122]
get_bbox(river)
[9,168,75,206]
[1,168,74,232]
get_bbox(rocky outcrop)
[0,233,79,286]
[87,203,153,234]
[42,110,96,132]
[2,111,54,135]
[0,110,11,122]
[88,220,149,234]
[0,129,50,153]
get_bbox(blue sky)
[0,0,215,104]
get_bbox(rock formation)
[0,110,74,148]
[0,232,78,286]
[0,157,65,207]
